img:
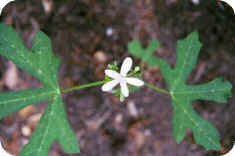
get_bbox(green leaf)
[0,23,80,155]
[0,88,54,119]
[128,39,161,66]
[128,32,232,150]
[20,96,79,156]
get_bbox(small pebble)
[106,27,113,36]
[18,105,36,118]
[127,101,138,117]
[27,113,42,127]
[4,61,19,90]
[21,126,31,137]
[144,129,151,136]
[191,0,200,5]
[42,0,53,14]
[94,51,107,63]
[115,113,123,124]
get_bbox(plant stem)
[61,80,107,94]
[61,80,169,96]
[144,82,169,95]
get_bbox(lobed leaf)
[128,39,161,66]
[20,96,80,156]
[128,32,232,150]
[0,23,80,156]
[0,88,54,119]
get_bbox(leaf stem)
[61,80,107,94]
[144,82,169,95]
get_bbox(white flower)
[102,57,144,97]
[0,142,13,156]
[0,0,15,15]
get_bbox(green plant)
[128,32,232,150]
[0,23,80,156]
[0,23,232,155]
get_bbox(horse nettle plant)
[0,23,232,156]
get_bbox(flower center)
[116,75,126,84]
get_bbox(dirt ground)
[0,0,235,156]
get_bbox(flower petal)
[120,57,133,76]
[126,78,144,86]
[101,80,119,92]
[120,81,129,97]
[105,70,121,79]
